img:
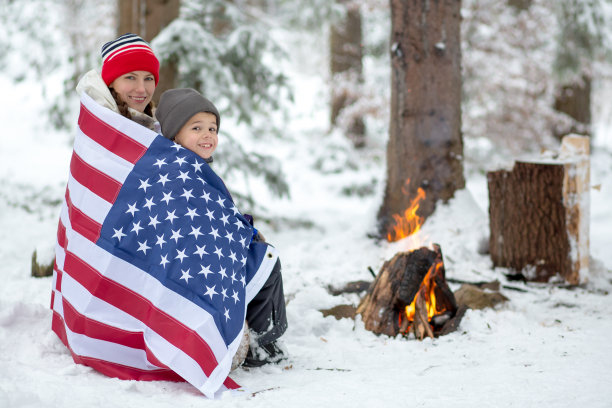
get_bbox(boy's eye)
[209,127,217,133]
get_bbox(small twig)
[307,367,352,372]
[446,277,489,286]
[446,277,529,293]
[251,387,280,397]
[419,365,441,375]
[501,285,529,293]
[367,266,376,278]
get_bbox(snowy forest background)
[1,0,612,406]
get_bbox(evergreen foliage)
[462,0,564,155]
[0,0,115,129]
[553,0,612,82]
[153,0,292,209]
[461,0,612,159]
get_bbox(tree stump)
[487,135,590,284]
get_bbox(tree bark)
[378,0,464,238]
[553,73,592,140]
[330,0,365,148]
[117,0,180,104]
[487,136,590,284]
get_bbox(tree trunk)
[553,73,592,140]
[117,0,180,104]
[487,136,590,284]
[330,1,365,148]
[378,0,464,238]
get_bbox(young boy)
[156,88,219,162]
[156,88,288,367]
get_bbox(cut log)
[487,135,590,284]
[357,245,459,338]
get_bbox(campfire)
[397,245,457,338]
[386,179,426,243]
[358,182,465,340]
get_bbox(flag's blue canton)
[97,137,254,344]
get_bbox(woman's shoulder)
[128,108,158,131]
[76,70,119,112]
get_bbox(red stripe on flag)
[75,355,185,383]
[61,297,172,370]
[57,219,67,249]
[78,103,148,164]
[52,311,184,383]
[70,152,122,204]
[61,297,149,352]
[223,376,240,390]
[63,251,222,377]
[52,310,69,348]
[53,263,63,291]
[65,189,102,243]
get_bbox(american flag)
[50,92,278,398]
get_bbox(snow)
[2,23,612,408]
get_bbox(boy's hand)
[254,230,266,243]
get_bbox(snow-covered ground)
[1,29,612,408]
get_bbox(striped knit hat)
[101,33,160,86]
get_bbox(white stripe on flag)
[67,173,113,224]
[245,246,279,304]
[81,92,158,148]
[73,128,134,185]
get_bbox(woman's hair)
[109,87,154,118]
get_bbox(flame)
[386,179,426,243]
[402,261,447,328]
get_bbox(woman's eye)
[145,77,154,81]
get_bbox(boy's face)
[174,112,218,160]
[110,71,155,113]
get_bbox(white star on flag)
[138,178,152,192]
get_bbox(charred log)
[357,245,460,339]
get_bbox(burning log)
[487,135,590,284]
[357,244,461,340]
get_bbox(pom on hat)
[101,33,160,86]
[156,88,221,141]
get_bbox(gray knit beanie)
[156,88,220,140]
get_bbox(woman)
[76,33,159,130]
[57,33,285,380]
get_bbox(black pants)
[246,259,287,346]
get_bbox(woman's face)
[174,112,219,160]
[110,71,155,113]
